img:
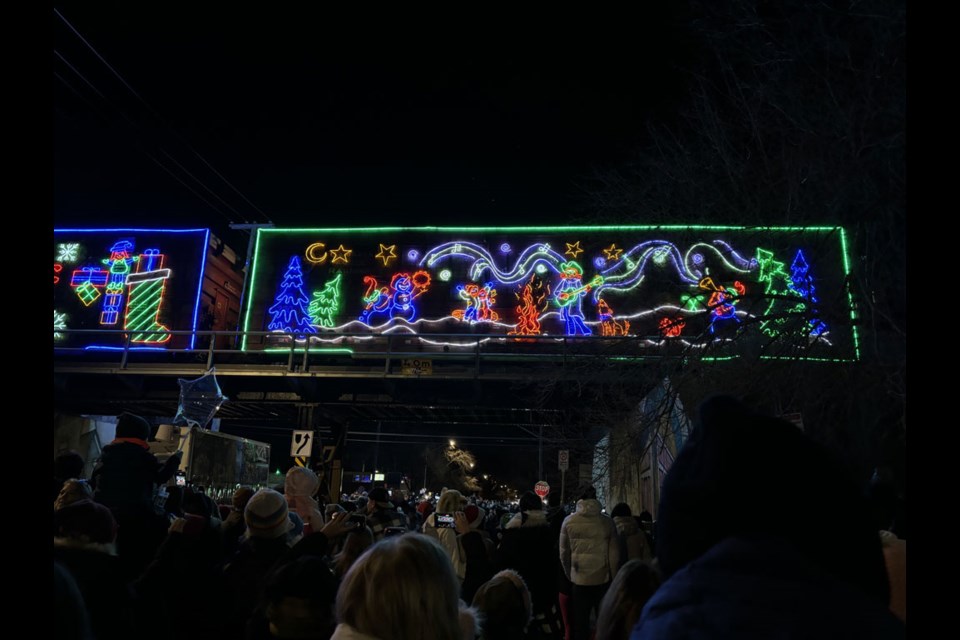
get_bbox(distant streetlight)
[449,439,456,448]
[469,463,475,469]
[483,474,489,480]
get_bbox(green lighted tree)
[309,273,343,328]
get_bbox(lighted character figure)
[509,274,550,336]
[452,282,499,323]
[100,240,139,325]
[597,298,630,336]
[699,276,746,335]
[360,271,431,324]
[554,261,602,336]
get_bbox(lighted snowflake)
[57,243,80,263]
[54,310,68,340]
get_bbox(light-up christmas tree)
[268,256,316,338]
[789,249,828,336]
[309,273,342,328]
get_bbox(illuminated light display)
[555,261,602,336]
[329,244,353,265]
[99,241,138,325]
[453,282,499,323]
[57,243,81,262]
[123,250,172,343]
[54,310,68,340]
[603,243,623,261]
[267,256,317,338]
[360,270,431,324]
[308,273,342,328]
[241,227,854,360]
[54,263,62,284]
[500,243,511,254]
[55,228,209,351]
[789,249,828,336]
[658,316,685,338]
[597,299,630,336]
[305,242,328,265]
[509,274,550,336]
[375,243,398,267]
[565,241,584,258]
[407,249,419,261]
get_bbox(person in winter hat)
[472,569,533,640]
[245,488,294,540]
[91,413,182,512]
[365,486,408,541]
[631,395,904,639]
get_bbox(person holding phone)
[422,489,469,582]
[365,487,407,541]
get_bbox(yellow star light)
[375,243,398,266]
[603,243,623,261]
[565,241,584,258]
[329,244,353,265]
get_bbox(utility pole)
[538,425,543,480]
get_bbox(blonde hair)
[594,559,661,640]
[437,489,467,514]
[337,534,463,640]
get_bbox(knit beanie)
[285,467,319,499]
[655,395,890,604]
[245,489,293,539]
[115,412,151,441]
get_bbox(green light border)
[241,225,856,360]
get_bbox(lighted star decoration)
[54,310,68,340]
[329,244,353,265]
[375,243,398,266]
[57,243,80,262]
[173,368,228,429]
[603,243,623,261]
[565,241,584,258]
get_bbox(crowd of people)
[54,398,906,639]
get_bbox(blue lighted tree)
[789,249,828,336]
[268,256,317,338]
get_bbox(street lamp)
[449,439,456,448]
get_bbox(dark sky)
[54,5,701,489]
[54,4,698,249]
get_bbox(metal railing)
[53,328,687,375]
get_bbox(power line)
[54,7,272,224]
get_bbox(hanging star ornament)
[375,243,398,266]
[565,241,584,258]
[603,243,623,261]
[329,244,353,265]
[173,368,228,429]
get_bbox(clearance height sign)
[240,226,857,362]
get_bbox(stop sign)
[534,481,550,498]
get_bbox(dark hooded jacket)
[92,441,180,511]
[630,396,903,639]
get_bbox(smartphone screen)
[349,513,367,527]
[435,513,455,529]
[175,475,186,487]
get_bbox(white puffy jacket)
[560,499,619,586]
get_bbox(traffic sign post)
[535,480,550,499]
[291,430,313,458]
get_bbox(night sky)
[54,5,701,488]
[54,5,698,239]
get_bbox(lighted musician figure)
[100,240,139,325]
[554,261,603,336]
